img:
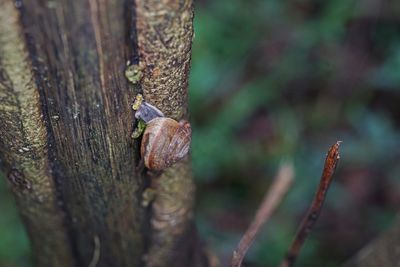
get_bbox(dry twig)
[88,235,101,267]
[231,163,294,267]
[279,141,341,267]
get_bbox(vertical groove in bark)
[135,1,197,266]
[0,2,74,267]
[18,0,145,266]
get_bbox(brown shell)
[141,117,191,170]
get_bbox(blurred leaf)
[0,173,31,267]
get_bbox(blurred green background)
[2,0,400,266]
[191,0,400,266]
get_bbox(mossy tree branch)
[135,1,201,267]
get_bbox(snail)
[141,117,191,170]
[132,94,192,171]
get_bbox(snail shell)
[141,117,191,170]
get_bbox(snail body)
[132,94,192,170]
[141,117,191,171]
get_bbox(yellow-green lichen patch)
[125,63,145,85]
[131,119,147,139]
[132,93,144,110]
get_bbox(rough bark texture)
[135,1,199,267]
[0,1,74,266]
[0,0,201,266]
[344,217,400,267]
[16,0,146,265]
[137,0,192,120]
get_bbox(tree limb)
[135,1,197,266]
[279,141,341,267]
[344,216,400,267]
[231,163,294,267]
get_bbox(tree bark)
[344,217,400,267]
[0,0,202,267]
[0,1,74,266]
[135,1,199,267]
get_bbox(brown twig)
[231,163,295,267]
[279,141,341,267]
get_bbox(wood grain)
[18,0,145,265]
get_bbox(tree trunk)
[0,0,203,266]
[344,217,400,267]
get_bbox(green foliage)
[0,173,31,267]
[191,0,400,266]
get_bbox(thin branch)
[231,162,295,267]
[279,141,341,267]
[88,235,101,267]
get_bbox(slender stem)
[231,163,294,267]
[279,141,341,267]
